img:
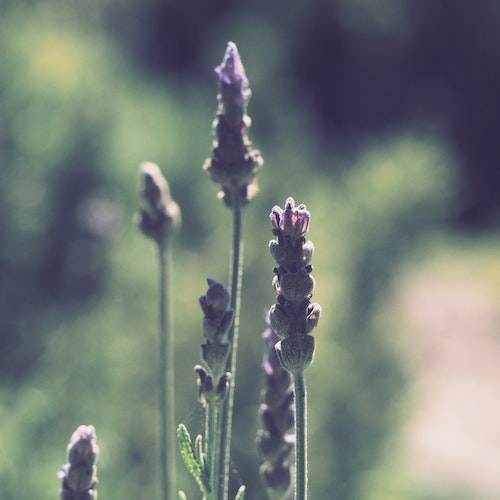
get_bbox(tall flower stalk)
[137,161,181,500]
[203,41,263,499]
[268,198,321,500]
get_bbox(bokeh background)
[1,0,500,498]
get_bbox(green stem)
[294,371,308,500]
[218,189,244,500]
[207,402,221,500]
[158,239,176,500]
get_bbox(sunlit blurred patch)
[33,36,82,89]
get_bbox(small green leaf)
[234,484,246,500]
[194,433,206,472]
[178,491,187,500]
[177,424,210,496]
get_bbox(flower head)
[215,42,249,90]
[197,278,233,390]
[270,197,310,241]
[257,313,294,497]
[199,278,231,318]
[58,425,99,500]
[203,42,263,207]
[137,162,181,243]
[268,198,320,374]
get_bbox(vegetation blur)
[1,0,499,499]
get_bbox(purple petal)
[215,42,249,89]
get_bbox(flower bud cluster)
[195,278,233,405]
[58,425,99,500]
[203,42,263,207]
[257,316,295,497]
[268,198,321,374]
[137,161,181,243]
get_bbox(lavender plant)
[268,198,321,500]
[170,45,320,500]
[58,425,99,500]
[55,43,321,500]
[137,161,181,500]
[201,41,262,500]
[178,279,235,499]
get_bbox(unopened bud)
[269,303,291,337]
[275,335,315,374]
[215,372,232,404]
[58,425,99,499]
[137,162,181,243]
[277,269,314,302]
[304,303,321,333]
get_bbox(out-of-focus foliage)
[103,0,500,227]
[0,0,487,499]
[306,137,455,499]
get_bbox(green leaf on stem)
[177,424,210,496]
[194,433,207,474]
[234,485,246,500]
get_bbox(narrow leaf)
[194,433,206,473]
[234,484,246,500]
[177,424,210,496]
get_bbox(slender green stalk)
[293,372,308,500]
[158,239,176,500]
[218,188,244,500]
[207,402,221,500]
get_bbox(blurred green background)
[1,1,499,499]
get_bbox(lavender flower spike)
[257,314,295,498]
[268,199,321,499]
[58,425,99,500]
[268,198,321,374]
[137,161,181,243]
[203,42,263,207]
[196,278,234,405]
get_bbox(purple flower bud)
[200,278,231,317]
[276,269,314,302]
[58,425,99,499]
[215,41,249,90]
[259,461,292,497]
[262,326,283,376]
[304,303,322,333]
[215,372,232,404]
[199,279,234,346]
[257,426,293,463]
[137,162,181,243]
[301,241,314,266]
[269,240,287,266]
[269,303,291,337]
[271,197,310,240]
[275,334,315,374]
[195,365,214,405]
[204,43,263,207]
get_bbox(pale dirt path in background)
[397,260,500,499]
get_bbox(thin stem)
[207,402,221,500]
[158,239,176,500]
[204,405,211,500]
[218,188,244,500]
[293,371,308,500]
